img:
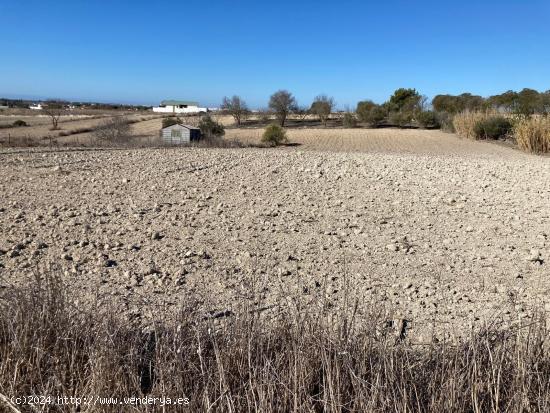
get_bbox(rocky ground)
[1,143,549,342]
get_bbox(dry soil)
[0,136,549,342]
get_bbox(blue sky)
[1,0,549,109]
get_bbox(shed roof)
[160,100,199,107]
[161,123,200,130]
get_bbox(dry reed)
[514,116,550,154]
[1,272,550,412]
[453,111,492,140]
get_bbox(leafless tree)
[310,95,335,127]
[43,101,66,130]
[295,105,310,121]
[269,90,297,127]
[221,96,249,126]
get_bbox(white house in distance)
[29,103,43,110]
[152,100,207,114]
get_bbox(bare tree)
[43,100,67,130]
[295,105,310,121]
[269,90,297,127]
[310,95,335,127]
[93,116,131,144]
[221,96,249,126]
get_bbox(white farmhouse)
[152,100,207,114]
[29,103,43,110]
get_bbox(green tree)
[432,95,458,113]
[517,88,543,116]
[387,88,422,113]
[488,90,519,113]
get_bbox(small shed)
[161,124,201,145]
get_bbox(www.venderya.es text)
[11,395,190,407]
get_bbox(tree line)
[433,89,550,115]
[221,91,335,127]
[220,87,550,130]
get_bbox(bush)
[357,102,386,127]
[473,116,513,140]
[162,117,181,128]
[415,111,440,129]
[389,111,412,127]
[199,115,225,138]
[514,116,550,153]
[436,112,455,133]
[12,119,28,127]
[262,124,287,146]
[343,112,357,128]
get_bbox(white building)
[152,100,207,114]
[29,103,43,110]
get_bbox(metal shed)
[161,124,201,145]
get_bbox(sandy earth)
[0,136,549,342]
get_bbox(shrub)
[262,124,287,146]
[453,111,491,140]
[436,112,455,133]
[357,102,386,127]
[93,116,132,143]
[162,117,181,128]
[356,100,376,121]
[343,112,357,128]
[514,116,550,153]
[12,119,28,127]
[473,116,513,140]
[199,115,225,138]
[415,111,440,129]
[389,111,412,127]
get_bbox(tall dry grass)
[453,111,492,140]
[514,116,550,154]
[1,272,550,412]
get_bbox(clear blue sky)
[1,0,549,109]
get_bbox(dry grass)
[514,116,550,154]
[453,111,493,140]
[1,272,550,412]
